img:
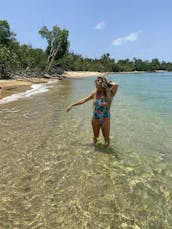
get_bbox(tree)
[116,59,134,72]
[0,45,19,79]
[100,53,116,72]
[151,58,161,71]
[39,25,69,72]
[133,58,145,71]
[16,44,46,72]
[0,20,16,46]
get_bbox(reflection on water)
[0,76,172,228]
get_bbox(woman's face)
[95,79,103,87]
[95,77,108,89]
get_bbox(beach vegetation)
[0,45,19,79]
[0,20,16,47]
[0,19,172,79]
[39,25,69,73]
[16,44,46,72]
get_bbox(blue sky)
[1,0,172,61]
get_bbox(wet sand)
[0,78,49,99]
[0,80,32,99]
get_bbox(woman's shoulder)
[91,89,97,96]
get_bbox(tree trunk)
[47,41,61,72]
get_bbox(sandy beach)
[0,71,105,100]
[62,71,107,78]
[0,76,51,100]
[0,80,33,99]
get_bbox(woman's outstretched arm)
[66,90,95,112]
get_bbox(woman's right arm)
[66,90,95,112]
[110,82,118,96]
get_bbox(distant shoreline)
[0,71,106,100]
[62,70,169,78]
[62,71,107,78]
[0,70,170,101]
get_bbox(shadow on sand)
[93,143,120,160]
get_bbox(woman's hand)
[66,104,73,112]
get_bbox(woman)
[66,76,118,144]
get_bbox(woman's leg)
[92,118,101,144]
[101,118,110,144]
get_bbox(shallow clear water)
[0,73,172,228]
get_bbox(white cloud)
[112,31,142,46]
[95,21,105,30]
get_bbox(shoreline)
[62,70,170,78]
[0,80,32,99]
[0,71,105,100]
[0,77,50,100]
[0,70,169,101]
[62,71,107,78]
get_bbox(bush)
[0,45,19,79]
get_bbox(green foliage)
[16,44,46,71]
[39,25,69,72]
[60,53,172,73]
[117,59,134,72]
[0,45,19,79]
[0,19,172,78]
[150,58,161,71]
[58,47,172,73]
[59,52,116,72]
[0,20,16,46]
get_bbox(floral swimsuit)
[93,97,110,126]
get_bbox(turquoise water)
[0,72,172,228]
